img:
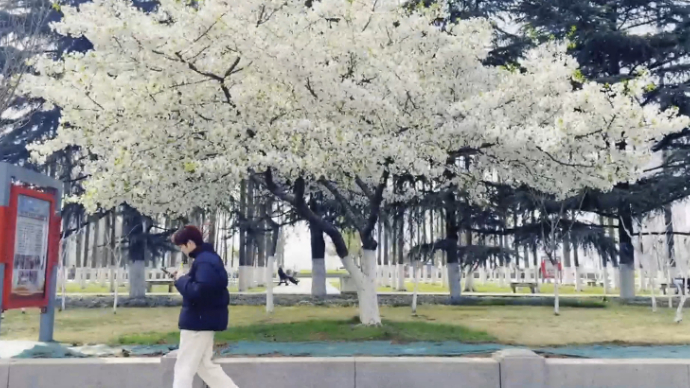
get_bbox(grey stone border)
[3,350,690,388]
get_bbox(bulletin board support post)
[39,264,58,342]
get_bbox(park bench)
[586,279,604,287]
[660,283,669,295]
[146,279,175,293]
[660,279,690,295]
[583,273,601,287]
[510,281,538,294]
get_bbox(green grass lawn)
[118,318,494,345]
[2,304,687,347]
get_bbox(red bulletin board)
[1,185,61,310]
[540,259,563,280]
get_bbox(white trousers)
[173,330,239,388]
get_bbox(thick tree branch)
[359,171,389,248]
[318,177,366,232]
[258,170,349,258]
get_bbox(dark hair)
[172,225,204,246]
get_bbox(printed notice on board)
[11,195,50,298]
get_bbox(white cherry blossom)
[20,0,689,324]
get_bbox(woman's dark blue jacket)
[174,243,229,331]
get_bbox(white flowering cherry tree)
[22,0,689,325]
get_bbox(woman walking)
[171,225,238,388]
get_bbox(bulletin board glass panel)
[11,195,51,299]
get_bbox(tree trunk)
[222,214,229,265]
[618,211,636,300]
[264,198,281,312]
[665,205,675,266]
[445,193,461,302]
[128,260,146,298]
[309,198,327,296]
[108,211,116,293]
[447,261,461,301]
[395,210,405,290]
[82,217,92,268]
[352,250,381,325]
[411,261,420,315]
[650,270,658,313]
[266,255,275,313]
[383,219,391,288]
[377,219,384,286]
[238,180,249,291]
[574,244,582,293]
[73,216,83,270]
[523,214,530,274]
[562,228,572,285]
[92,215,100,268]
[554,280,560,316]
[464,229,476,292]
[310,221,327,297]
[256,227,266,287]
[80,218,92,289]
[675,278,687,323]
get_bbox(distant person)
[277,266,299,286]
[171,225,238,388]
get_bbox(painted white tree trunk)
[342,250,381,325]
[675,278,687,323]
[464,269,476,292]
[238,265,251,291]
[574,266,582,293]
[668,267,674,308]
[554,280,560,316]
[113,279,119,314]
[619,263,635,299]
[253,266,262,288]
[113,259,122,313]
[448,262,461,302]
[128,260,146,298]
[390,263,397,288]
[498,267,506,287]
[397,264,406,291]
[79,269,86,289]
[266,256,275,313]
[60,262,67,311]
[108,267,114,291]
[312,258,327,296]
[254,266,264,287]
[412,262,420,314]
[603,264,611,295]
[649,272,657,313]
